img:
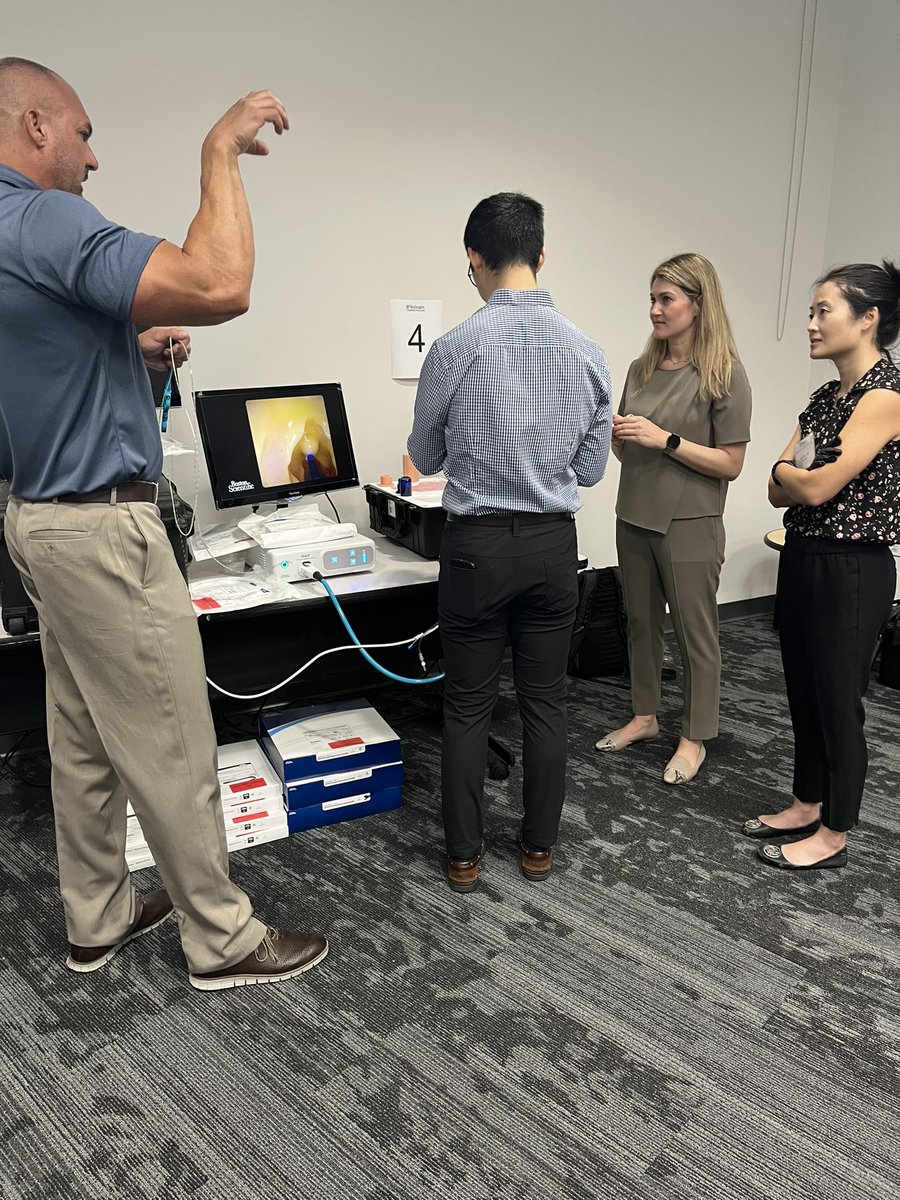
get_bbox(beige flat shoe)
[595,720,659,753]
[663,743,706,784]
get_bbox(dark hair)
[463,192,544,272]
[815,259,900,353]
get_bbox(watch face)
[666,433,681,451]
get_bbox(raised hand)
[204,90,290,158]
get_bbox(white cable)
[164,339,246,574]
[206,624,441,700]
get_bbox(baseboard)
[719,594,775,622]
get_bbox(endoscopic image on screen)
[245,394,339,488]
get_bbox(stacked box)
[125,740,289,871]
[260,699,403,833]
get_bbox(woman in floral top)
[743,260,900,870]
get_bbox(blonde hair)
[635,252,738,400]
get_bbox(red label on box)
[193,597,221,611]
[228,777,266,793]
[227,809,268,825]
[329,737,364,749]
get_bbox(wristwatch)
[664,433,681,453]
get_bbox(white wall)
[822,0,900,271]
[4,0,860,602]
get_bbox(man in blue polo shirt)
[408,192,611,892]
[0,57,327,989]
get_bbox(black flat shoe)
[742,817,821,840]
[757,843,847,870]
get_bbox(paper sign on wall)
[390,299,442,381]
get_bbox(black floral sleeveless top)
[784,357,900,542]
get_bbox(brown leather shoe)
[188,928,328,992]
[447,842,485,893]
[518,832,553,881]
[66,888,174,973]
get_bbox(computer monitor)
[194,382,359,510]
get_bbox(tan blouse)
[615,359,752,533]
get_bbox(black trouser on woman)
[775,535,894,831]
[438,515,579,861]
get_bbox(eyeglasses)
[467,263,477,287]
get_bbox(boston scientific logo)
[227,480,254,493]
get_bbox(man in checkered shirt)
[408,192,611,893]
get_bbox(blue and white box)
[260,699,403,833]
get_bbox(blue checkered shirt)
[408,289,611,515]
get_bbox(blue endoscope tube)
[314,572,443,685]
[160,370,173,433]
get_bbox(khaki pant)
[6,495,265,974]
[616,516,725,741]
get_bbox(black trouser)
[775,536,894,831]
[438,516,579,860]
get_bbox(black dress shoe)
[742,817,821,839]
[189,928,328,991]
[757,843,847,870]
[66,888,174,973]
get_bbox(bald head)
[0,57,97,192]
[0,58,66,136]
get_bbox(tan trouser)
[5,495,265,973]
[615,516,725,741]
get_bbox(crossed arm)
[768,389,900,508]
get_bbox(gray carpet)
[0,614,898,1200]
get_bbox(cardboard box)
[217,739,284,804]
[261,699,401,785]
[227,823,290,852]
[286,784,402,833]
[285,760,403,812]
[223,808,287,839]
[126,740,289,870]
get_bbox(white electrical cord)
[206,623,440,700]
[162,338,246,574]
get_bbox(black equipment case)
[364,483,446,560]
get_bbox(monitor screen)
[194,382,359,509]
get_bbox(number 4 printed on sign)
[390,299,444,380]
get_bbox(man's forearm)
[131,90,288,327]
[181,142,254,313]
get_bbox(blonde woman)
[596,253,752,782]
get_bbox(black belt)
[447,512,573,528]
[53,482,159,505]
